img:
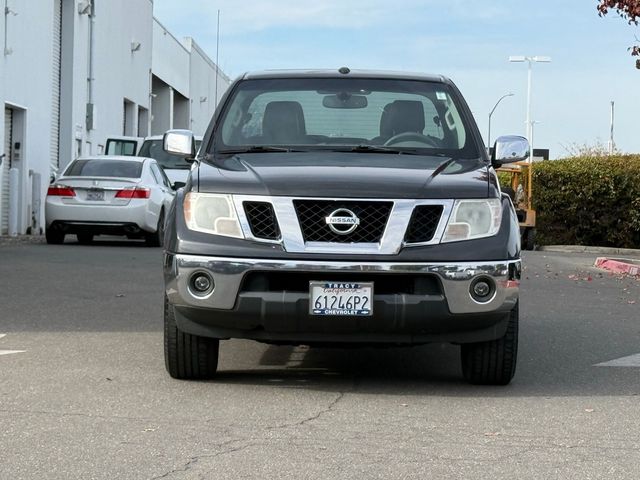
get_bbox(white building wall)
[60,0,152,166]
[0,1,227,235]
[152,19,190,97]
[185,38,232,135]
[2,0,56,234]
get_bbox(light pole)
[487,93,514,150]
[508,55,551,163]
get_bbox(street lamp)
[487,93,514,150]
[508,55,551,164]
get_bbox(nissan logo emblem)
[325,208,360,235]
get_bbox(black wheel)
[164,296,219,379]
[523,228,536,251]
[77,233,94,245]
[45,229,65,245]
[146,209,165,247]
[461,303,518,385]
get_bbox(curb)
[539,245,640,257]
[595,257,640,277]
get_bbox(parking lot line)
[595,353,640,367]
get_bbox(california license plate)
[86,189,104,201]
[309,282,373,316]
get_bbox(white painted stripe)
[0,334,6,340]
[595,353,640,367]
[0,350,26,356]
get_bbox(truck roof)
[241,68,450,84]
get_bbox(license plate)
[309,281,373,316]
[86,189,104,201]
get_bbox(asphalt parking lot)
[1,239,640,479]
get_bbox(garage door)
[2,107,12,234]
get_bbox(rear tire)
[523,228,536,251]
[461,303,518,385]
[164,296,219,379]
[45,229,65,245]
[146,209,165,247]
[77,233,94,245]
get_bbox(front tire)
[460,303,518,385]
[164,296,219,379]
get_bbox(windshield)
[139,139,202,169]
[214,77,478,157]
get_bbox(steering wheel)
[384,132,439,147]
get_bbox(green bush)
[530,155,640,248]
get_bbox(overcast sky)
[153,0,640,158]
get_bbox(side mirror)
[172,181,186,191]
[492,135,530,168]
[163,130,196,158]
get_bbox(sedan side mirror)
[163,130,196,158]
[172,181,186,191]
[492,135,530,168]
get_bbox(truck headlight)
[441,198,502,243]
[184,192,244,238]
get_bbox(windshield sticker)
[436,91,447,101]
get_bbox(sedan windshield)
[215,77,479,158]
[65,160,143,178]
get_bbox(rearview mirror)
[322,94,368,109]
[163,130,195,157]
[492,135,530,168]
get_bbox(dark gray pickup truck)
[162,69,529,385]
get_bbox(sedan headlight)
[184,192,244,238]
[441,198,502,243]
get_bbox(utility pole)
[609,101,615,155]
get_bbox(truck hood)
[197,152,492,199]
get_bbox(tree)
[598,0,640,68]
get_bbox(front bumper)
[164,254,520,344]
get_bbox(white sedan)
[45,156,175,246]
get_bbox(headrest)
[379,100,425,137]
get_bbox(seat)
[380,100,426,138]
[262,101,306,144]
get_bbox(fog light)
[470,277,495,303]
[190,272,214,296]
[473,281,491,297]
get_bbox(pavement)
[540,245,640,277]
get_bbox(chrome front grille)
[293,200,393,243]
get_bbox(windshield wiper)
[347,145,421,155]
[216,146,307,154]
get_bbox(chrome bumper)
[165,254,520,315]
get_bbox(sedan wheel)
[45,229,65,245]
[145,210,165,247]
[77,233,94,245]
